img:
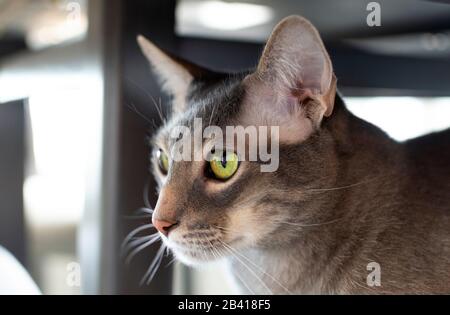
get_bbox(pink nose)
[152,217,177,237]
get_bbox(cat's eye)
[208,150,239,180]
[156,149,169,175]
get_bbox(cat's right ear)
[137,35,207,114]
[242,16,337,144]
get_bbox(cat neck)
[325,93,402,160]
[229,94,407,294]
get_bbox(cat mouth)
[161,225,246,264]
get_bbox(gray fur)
[142,17,450,294]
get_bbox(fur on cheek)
[226,205,281,247]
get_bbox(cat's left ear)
[137,35,207,114]
[243,16,337,143]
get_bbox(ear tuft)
[137,35,195,114]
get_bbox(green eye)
[157,149,169,174]
[209,151,239,180]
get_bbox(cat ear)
[243,16,337,143]
[137,35,207,114]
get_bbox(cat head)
[138,16,338,265]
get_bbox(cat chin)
[173,253,208,267]
[171,248,226,267]
[163,237,228,266]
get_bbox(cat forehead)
[154,72,247,146]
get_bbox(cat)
[137,15,450,294]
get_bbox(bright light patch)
[345,97,450,142]
[23,78,102,227]
[177,1,274,31]
[26,17,88,51]
[24,175,84,226]
[25,1,88,50]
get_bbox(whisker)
[212,224,241,234]
[217,242,256,295]
[201,245,208,261]
[122,214,152,220]
[207,239,218,259]
[122,235,155,256]
[143,179,153,211]
[125,78,166,123]
[122,207,153,221]
[136,207,154,215]
[165,256,177,268]
[209,103,218,126]
[231,264,256,295]
[125,233,161,265]
[208,240,250,295]
[304,178,378,193]
[126,102,155,126]
[219,240,273,295]
[209,240,254,295]
[158,97,167,125]
[141,244,166,286]
[274,218,343,228]
[225,242,292,295]
[121,223,155,251]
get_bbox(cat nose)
[152,217,178,237]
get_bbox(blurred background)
[0,0,449,295]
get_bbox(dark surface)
[129,1,450,96]
[0,36,27,60]
[0,100,26,266]
[117,0,176,295]
[162,37,450,96]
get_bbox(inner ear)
[241,16,337,143]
